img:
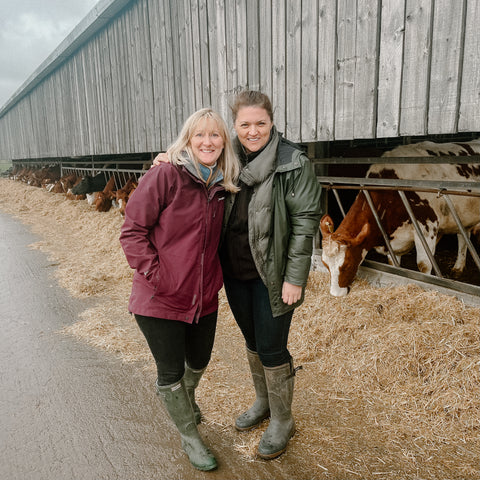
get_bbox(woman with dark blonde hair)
[220,90,322,459]
[120,107,239,471]
[154,92,322,460]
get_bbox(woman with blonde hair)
[120,107,239,471]
[154,92,322,460]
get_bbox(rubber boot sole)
[235,410,270,432]
[257,427,296,460]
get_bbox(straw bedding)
[0,177,478,479]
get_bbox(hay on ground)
[1,178,478,480]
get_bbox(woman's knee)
[257,349,291,368]
[156,366,184,386]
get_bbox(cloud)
[0,0,98,106]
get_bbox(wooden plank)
[45,78,58,156]
[168,0,186,129]
[123,3,142,153]
[197,0,212,107]
[353,0,379,139]
[207,0,220,112]
[235,0,248,92]
[100,27,115,154]
[107,19,122,153]
[399,0,432,136]
[258,0,272,96]
[376,0,405,138]
[148,0,165,149]
[20,98,33,158]
[136,0,155,152]
[427,0,465,134]
[179,0,199,112]
[335,0,357,140]
[316,1,336,141]
[83,45,99,154]
[129,2,144,152]
[161,0,179,143]
[300,0,318,141]
[116,15,132,152]
[56,67,68,155]
[96,33,109,154]
[285,0,301,141]
[458,0,480,132]
[179,0,200,116]
[224,0,237,101]
[246,0,260,90]
[75,52,90,155]
[190,0,207,110]
[207,0,228,116]
[271,0,286,132]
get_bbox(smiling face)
[233,106,273,153]
[189,118,225,166]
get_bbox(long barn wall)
[0,0,479,160]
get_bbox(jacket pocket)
[148,255,176,296]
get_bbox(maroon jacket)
[119,162,225,323]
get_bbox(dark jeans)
[223,275,293,367]
[135,312,217,386]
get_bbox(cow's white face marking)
[86,192,98,205]
[322,242,349,296]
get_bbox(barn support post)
[397,190,443,277]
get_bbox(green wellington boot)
[156,379,217,471]
[257,360,296,459]
[183,364,205,425]
[235,348,270,431]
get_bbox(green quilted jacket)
[223,127,322,316]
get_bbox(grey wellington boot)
[257,359,296,459]
[156,379,217,471]
[235,348,270,431]
[183,364,205,425]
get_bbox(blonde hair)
[168,108,240,192]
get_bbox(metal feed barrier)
[316,155,480,301]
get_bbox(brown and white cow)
[320,139,480,296]
[94,175,117,212]
[114,176,138,215]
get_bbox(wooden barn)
[0,0,479,300]
[1,0,479,159]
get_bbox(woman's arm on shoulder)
[152,152,170,166]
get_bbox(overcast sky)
[0,0,99,107]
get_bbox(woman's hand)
[152,152,169,167]
[282,282,302,305]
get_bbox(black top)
[219,141,269,281]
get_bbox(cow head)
[320,214,371,297]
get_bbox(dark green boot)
[235,348,270,431]
[156,379,217,471]
[257,360,296,459]
[183,365,205,425]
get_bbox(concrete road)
[0,211,297,480]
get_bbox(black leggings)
[135,312,217,386]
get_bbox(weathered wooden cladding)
[0,0,479,161]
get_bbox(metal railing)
[316,156,480,298]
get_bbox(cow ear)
[352,223,370,246]
[320,214,335,236]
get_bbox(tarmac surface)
[0,211,297,480]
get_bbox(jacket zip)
[194,185,218,323]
